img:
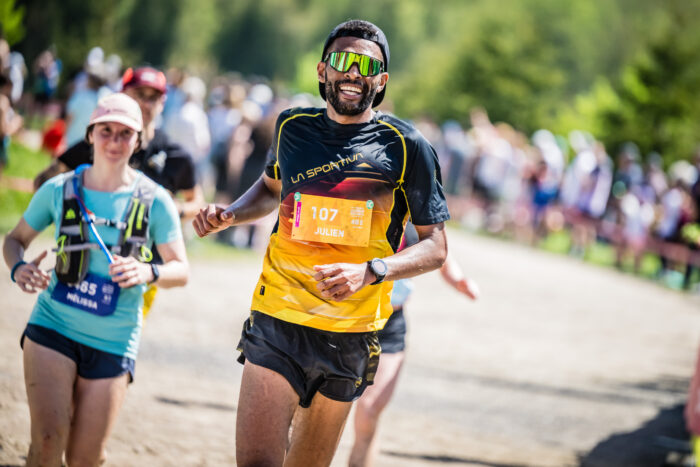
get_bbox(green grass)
[0,142,51,234]
[4,142,51,178]
[0,189,33,233]
[539,229,661,278]
[539,230,571,254]
[453,220,693,290]
[185,235,262,262]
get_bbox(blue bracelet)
[10,260,27,283]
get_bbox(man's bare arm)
[379,222,448,282]
[192,173,281,237]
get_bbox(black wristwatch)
[367,258,388,285]
[149,263,160,284]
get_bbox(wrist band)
[10,260,27,283]
[149,263,160,284]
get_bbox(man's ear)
[377,72,389,92]
[317,61,326,84]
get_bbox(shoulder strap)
[55,171,91,285]
[116,174,158,259]
[59,172,83,233]
[60,171,124,229]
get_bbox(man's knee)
[65,447,105,467]
[236,450,282,467]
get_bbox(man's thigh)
[236,360,299,466]
[287,392,353,467]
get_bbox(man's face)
[123,86,165,126]
[318,37,388,116]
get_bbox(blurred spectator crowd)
[2,42,699,292]
[421,108,700,292]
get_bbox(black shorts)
[21,324,135,383]
[378,308,407,354]
[237,311,380,408]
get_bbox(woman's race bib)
[52,273,121,316]
[291,193,373,246]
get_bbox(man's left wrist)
[367,258,387,285]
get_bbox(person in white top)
[164,76,211,182]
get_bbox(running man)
[193,20,450,466]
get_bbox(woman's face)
[89,122,139,163]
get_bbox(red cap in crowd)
[121,67,167,94]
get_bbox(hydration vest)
[54,171,157,285]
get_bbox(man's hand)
[192,204,235,237]
[313,262,375,301]
[14,251,50,294]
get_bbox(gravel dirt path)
[1,228,699,466]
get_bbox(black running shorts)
[21,324,135,382]
[237,310,380,408]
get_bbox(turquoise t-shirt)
[23,171,182,360]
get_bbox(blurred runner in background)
[349,222,479,467]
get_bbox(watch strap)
[149,263,160,284]
[368,258,386,285]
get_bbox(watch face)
[372,258,387,275]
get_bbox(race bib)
[291,193,373,246]
[52,273,120,316]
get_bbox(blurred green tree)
[593,1,700,163]
[0,0,25,45]
[7,0,700,166]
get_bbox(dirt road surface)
[1,228,699,466]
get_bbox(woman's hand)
[109,256,153,288]
[14,251,51,294]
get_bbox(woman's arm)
[148,239,189,288]
[109,238,189,289]
[3,218,51,293]
[439,253,480,300]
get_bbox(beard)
[324,74,378,116]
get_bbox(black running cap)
[319,19,390,107]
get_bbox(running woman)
[34,67,203,317]
[193,20,450,466]
[3,93,189,466]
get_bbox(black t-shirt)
[250,107,450,332]
[58,130,196,194]
[264,107,450,251]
